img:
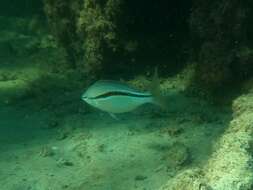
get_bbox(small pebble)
[57,158,74,167]
[39,146,54,157]
[135,175,147,181]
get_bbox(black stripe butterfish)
[81,80,157,114]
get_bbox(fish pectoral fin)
[109,113,120,120]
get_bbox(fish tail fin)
[149,67,167,109]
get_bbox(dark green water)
[0,1,253,190]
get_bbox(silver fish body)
[81,80,154,113]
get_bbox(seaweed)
[43,0,82,69]
[77,0,122,78]
[43,0,122,79]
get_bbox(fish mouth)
[81,94,88,101]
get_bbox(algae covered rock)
[232,92,253,117]
[201,92,253,190]
[189,0,253,93]
[163,143,190,168]
[43,0,122,77]
[160,85,253,190]
[160,169,209,190]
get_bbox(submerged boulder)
[160,86,253,190]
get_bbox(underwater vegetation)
[43,0,122,78]
[42,0,253,91]
[43,0,191,79]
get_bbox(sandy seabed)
[0,80,238,190]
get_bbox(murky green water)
[1,1,253,190]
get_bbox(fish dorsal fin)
[150,67,160,97]
[149,67,167,109]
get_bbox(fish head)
[81,81,111,107]
[81,91,97,107]
[81,93,88,101]
[81,92,94,106]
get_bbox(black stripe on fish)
[90,91,152,99]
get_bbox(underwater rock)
[134,175,147,181]
[39,146,55,157]
[97,144,106,153]
[159,169,208,190]
[159,126,184,137]
[202,93,253,190]
[189,1,253,93]
[128,76,150,91]
[160,89,253,190]
[232,93,253,117]
[56,158,74,167]
[43,0,123,77]
[56,130,69,140]
[71,132,92,159]
[162,142,190,168]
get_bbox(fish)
[81,77,161,116]
[82,80,154,113]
